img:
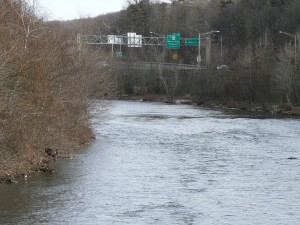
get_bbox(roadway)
[100,62,206,70]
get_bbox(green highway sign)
[185,38,200,46]
[116,51,122,57]
[167,41,180,49]
[166,33,181,49]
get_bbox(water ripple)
[1,100,300,225]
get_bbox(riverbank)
[119,94,300,117]
[195,99,300,117]
[0,127,95,184]
[2,96,297,184]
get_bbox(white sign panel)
[107,35,123,44]
[127,32,142,47]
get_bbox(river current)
[1,100,300,224]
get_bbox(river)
[1,100,300,225]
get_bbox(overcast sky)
[38,0,128,21]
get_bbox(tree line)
[70,0,300,105]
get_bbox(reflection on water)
[1,100,300,225]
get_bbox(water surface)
[1,100,300,224]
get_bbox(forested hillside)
[73,0,300,105]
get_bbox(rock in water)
[45,147,58,157]
[287,157,297,160]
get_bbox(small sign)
[116,51,122,57]
[197,55,201,63]
[172,52,178,60]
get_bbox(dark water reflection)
[1,100,300,224]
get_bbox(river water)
[1,100,300,225]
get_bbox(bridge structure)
[77,33,212,71]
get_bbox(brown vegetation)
[0,0,115,183]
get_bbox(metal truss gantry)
[78,35,165,47]
[76,34,210,70]
[77,34,208,47]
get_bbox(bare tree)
[273,46,297,104]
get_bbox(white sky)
[38,0,128,21]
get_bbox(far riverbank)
[118,94,300,117]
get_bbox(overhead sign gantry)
[78,32,202,49]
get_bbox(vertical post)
[198,32,201,68]
[220,35,223,65]
[76,33,82,51]
[279,31,297,67]
[197,30,219,68]
[295,35,297,67]
[206,36,211,66]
